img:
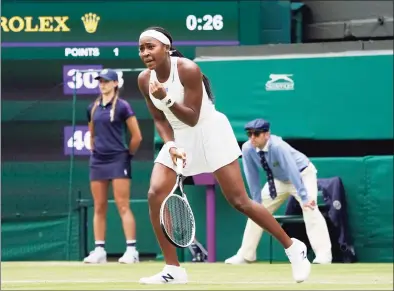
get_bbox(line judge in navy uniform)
[83,69,143,265]
[225,118,332,265]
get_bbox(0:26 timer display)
[186,14,224,31]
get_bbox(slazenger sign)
[0,16,70,32]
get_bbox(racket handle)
[176,148,184,175]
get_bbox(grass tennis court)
[2,261,392,290]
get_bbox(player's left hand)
[149,80,167,100]
[302,199,316,210]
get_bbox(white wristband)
[161,95,175,108]
[165,141,177,152]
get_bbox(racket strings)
[163,195,194,246]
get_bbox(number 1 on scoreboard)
[113,48,119,56]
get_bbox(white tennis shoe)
[83,247,107,264]
[118,249,139,264]
[224,254,251,265]
[285,238,311,283]
[139,265,188,284]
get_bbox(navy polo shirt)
[87,97,134,156]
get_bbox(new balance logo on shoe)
[162,273,174,282]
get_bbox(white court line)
[2,279,392,285]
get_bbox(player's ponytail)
[143,26,215,102]
[169,46,185,58]
[89,96,101,138]
[169,44,214,102]
[110,86,119,122]
[90,96,101,119]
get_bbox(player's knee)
[116,203,130,217]
[147,188,157,202]
[147,187,164,205]
[93,201,107,216]
[227,194,251,213]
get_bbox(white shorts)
[155,111,242,177]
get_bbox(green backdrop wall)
[2,156,393,262]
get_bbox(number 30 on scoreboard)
[63,65,125,95]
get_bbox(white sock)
[126,240,136,252]
[165,264,181,271]
[285,238,298,254]
[95,240,105,250]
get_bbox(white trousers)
[237,163,332,261]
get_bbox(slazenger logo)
[265,74,294,91]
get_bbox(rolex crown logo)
[81,13,100,33]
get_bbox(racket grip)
[176,148,184,175]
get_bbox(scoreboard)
[2,1,239,162]
[2,1,240,60]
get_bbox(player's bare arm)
[88,121,94,151]
[167,58,203,127]
[126,116,142,155]
[138,70,175,143]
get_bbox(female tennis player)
[83,69,142,264]
[137,27,311,284]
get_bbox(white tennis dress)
[149,56,241,176]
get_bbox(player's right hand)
[149,80,167,100]
[169,147,186,168]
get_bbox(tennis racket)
[160,155,196,248]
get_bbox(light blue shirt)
[242,135,310,203]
